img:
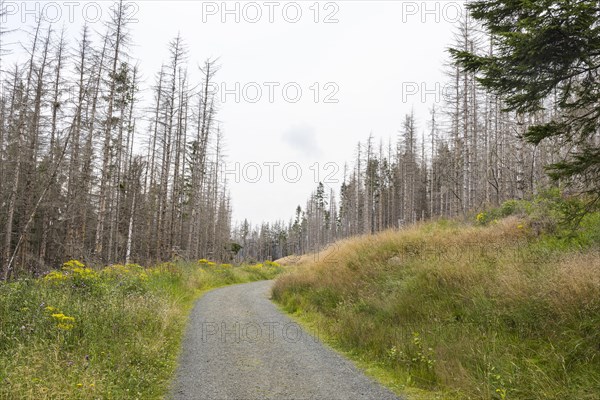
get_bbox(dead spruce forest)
[0,2,598,278]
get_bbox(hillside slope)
[273,197,600,399]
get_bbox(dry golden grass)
[547,251,600,308]
[273,216,600,399]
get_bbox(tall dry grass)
[273,216,600,399]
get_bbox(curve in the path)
[170,280,402,400]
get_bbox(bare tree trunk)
[146,66,165,262]
[80,36,107,257]
[65,26,90,258]
[2,21,42,278]
[39,28,66,268]
[21,25,51,271]
[2,72,24,280]
[95,1,127,259]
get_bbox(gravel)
[169,280,402,400]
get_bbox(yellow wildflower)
[62,260,85,271]
[43,270,67,283]
[265,261,280,268]
[51,313,76,330]
[476,212,486,223]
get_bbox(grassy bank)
[0,260,283,399]
[273,194,600,399]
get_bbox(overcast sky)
[3,0,463,225]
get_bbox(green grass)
[273,195,600,399]
[0,259,284,399]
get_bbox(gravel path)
[169,280,402,400]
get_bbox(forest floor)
[273,194,600,399]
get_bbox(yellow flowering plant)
[44,306,76,331]
[43,260,101,292]
[62,260,86,271]
[43,270,68,284]
[476,212,487,225]
[52,313,76,331]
